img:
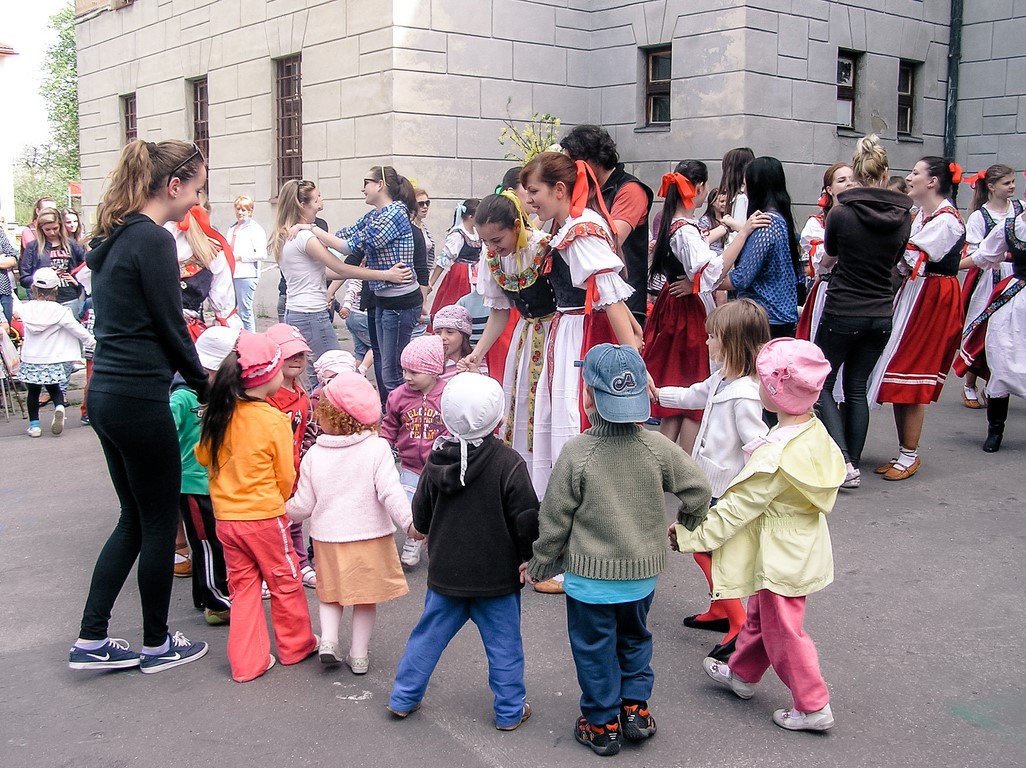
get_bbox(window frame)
[836,51,858,130]
[191,77,210,162]
[644,46,672,127]
[122,93,137,144]
[275,55,303,189]
[897,60,915,136]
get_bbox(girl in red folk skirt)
[868,157,966,480]
[643,160,723,452]
[429,199,482,318]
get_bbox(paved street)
[1,379,1023,767]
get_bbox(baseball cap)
[582,343,650,423]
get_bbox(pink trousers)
[218,516,316,682]
[729,590,829,713]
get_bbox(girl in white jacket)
[652,298,770,660]
[17,268,94,438]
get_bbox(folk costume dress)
[796,213,829,341]
[430,225,482,317]
[868,199,965,406]
[478,228,558,497]
[643,216,722,421]
[546,207,634,461]
[955,212,1026,400]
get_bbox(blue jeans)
[285,308,341,388]
[0,294,12,323]
[390,589,526,727]
[233,277,259,332]
[345,310,371,361]
[374,304,420,397]
[565,592,655,725]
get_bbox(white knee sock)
[350,604,376,658]
[894,445,918,470]
[319,602,344,646]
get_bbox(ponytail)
[198,351,249,477]
[650,160,708,282]
[372,166,417,215]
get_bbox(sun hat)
[323,371,382,425]
[440,372,505,485]
[400,335,445,376]
[582,343,650,423]
[265,323,312,358]
[432,304,473,337]
[235,331,283,389]
[195,326,241,371]
[755,337,831,415]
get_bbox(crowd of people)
[5,124,1018,755]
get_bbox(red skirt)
[484,307,520,385]
[430,264,472,317]
[960,266,983,320]
[642,288,709,420]
[876,275,962,405]
[795,279,827,342]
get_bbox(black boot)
[983,396,1009,453]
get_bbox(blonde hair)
[271,179,318,262]
[96,140,204,238]
[34,208,70,254]
[706,299,771,378]
[183,215,217,268]
[233,195,254,212]
[851,134,889,186]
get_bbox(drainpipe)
[943,0,964,160]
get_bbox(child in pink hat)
[287,371,420,675]
[671,338,846,733]
[432,304,487,381]
[380,334,447,567]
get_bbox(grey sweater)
[527,414,711,582]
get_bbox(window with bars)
[644,46,671,127]
[836,51,859,130]
[275,56,303,189]
[192,78,209,161]
[122,94,137,144]
[897,61,915,136]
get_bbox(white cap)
[440,372,506,485]
[195,326,242,371]
[32,267,61,290]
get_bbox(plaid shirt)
[338,201,414,292]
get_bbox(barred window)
[192,78,209,161]
[275,56,303,188]
[836,51,859,130]
[122,94,137,144]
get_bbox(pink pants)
[729,590,829,713]
[218,516,316,682]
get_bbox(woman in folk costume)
[429,199,483,317]
[165,204,242,339]
[956,165,1022,409]
[955,209,1026,452]
[464,191,556,498]
[795,164,855,342]
[868,157,965,480]
[643,160,722,453]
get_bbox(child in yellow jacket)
[671,338,845,733]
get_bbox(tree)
[43,1,79,184]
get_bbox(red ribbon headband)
[948,162,963,185]
[658,172,697,206]
[967,171,986,189]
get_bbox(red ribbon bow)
[570,160,616,223]
[817,193,830,209]
[967,170,986,189]
[175,205,236,273]
[657,172,696,206]
[948,162,963,185]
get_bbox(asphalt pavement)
[0,377,1023,767]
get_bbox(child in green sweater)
[523,344,711,756]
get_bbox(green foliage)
[14,147,67,225]
[497,99,562,162]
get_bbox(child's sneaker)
[574,716,621,756]
[619,701,656,741]
[203,608,231,626]
[702,657,754,699]
[52,404,65,435]
[840,467,861,489]
[772,703,834,732]
[400,537,423,567]
[139,631,208,674]
[27,421,41,438]
[496,701,532,731]
[319,640,342,665]
[68,638,140,670]
[346,654,369,675]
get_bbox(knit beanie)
[756,337,831,415]
[195,326,241,371]
[400,335,445,376]
[432,304,473,337]
[313,349,358,386]
[440,372,505,485]
[323,371,382,425]
[235,331,283,389]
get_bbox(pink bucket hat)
[265,323,312,358]
[432,305,473,337]
[400,335,445,376]
[323,371,381,425]
[756,337,831,415]
[235,331,283,389]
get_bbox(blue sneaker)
[139,631,208,674]
[68,638,140,670]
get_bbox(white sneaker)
[772,703,834,731]
[400,537,423,567]
[27,424,42,438]
[840,467,860,489]
[52,405,66,435]
[702,657,755,699]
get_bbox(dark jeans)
[566,592,655,725]
[26,383,64,420]
[814,313,892,467]
[374,304,421,398]
[79,391,182,647]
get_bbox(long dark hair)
[745,156,802,282]
[919,156,960,206]
[719,147,755,213]
[198,352,260,476]
[368,165,417,214]
[650,160,708,282]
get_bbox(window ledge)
[634,124,671,134]
[896,134,924,144]
[835,127,861,138]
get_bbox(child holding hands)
[671,338,845,732]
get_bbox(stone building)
[73,0,1024,241]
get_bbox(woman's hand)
[287,223,309,240]
[457,351,481,373]
[649,378,659,403]
[741,210,773,236]
[383,263,413,283]
[667,277,694,297]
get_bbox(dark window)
[122,94,137,144]
[275,56,303,188]
[644,47,671,126]
[897,61,915,136]
[836,52,858,129]
[192,78,209,161]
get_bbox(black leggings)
[814,313,892,467]
[78,390,183,647]
[26,383,64,421]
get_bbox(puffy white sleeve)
[477,252,513,310]
[799,217,827,274]
[673,224,723,292]
[974,213,1023,268]
[206,251,242,327]
[561,235,633,308]
[437,230,463,270]
[905,208,964,269]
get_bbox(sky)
[3,0,69,155]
